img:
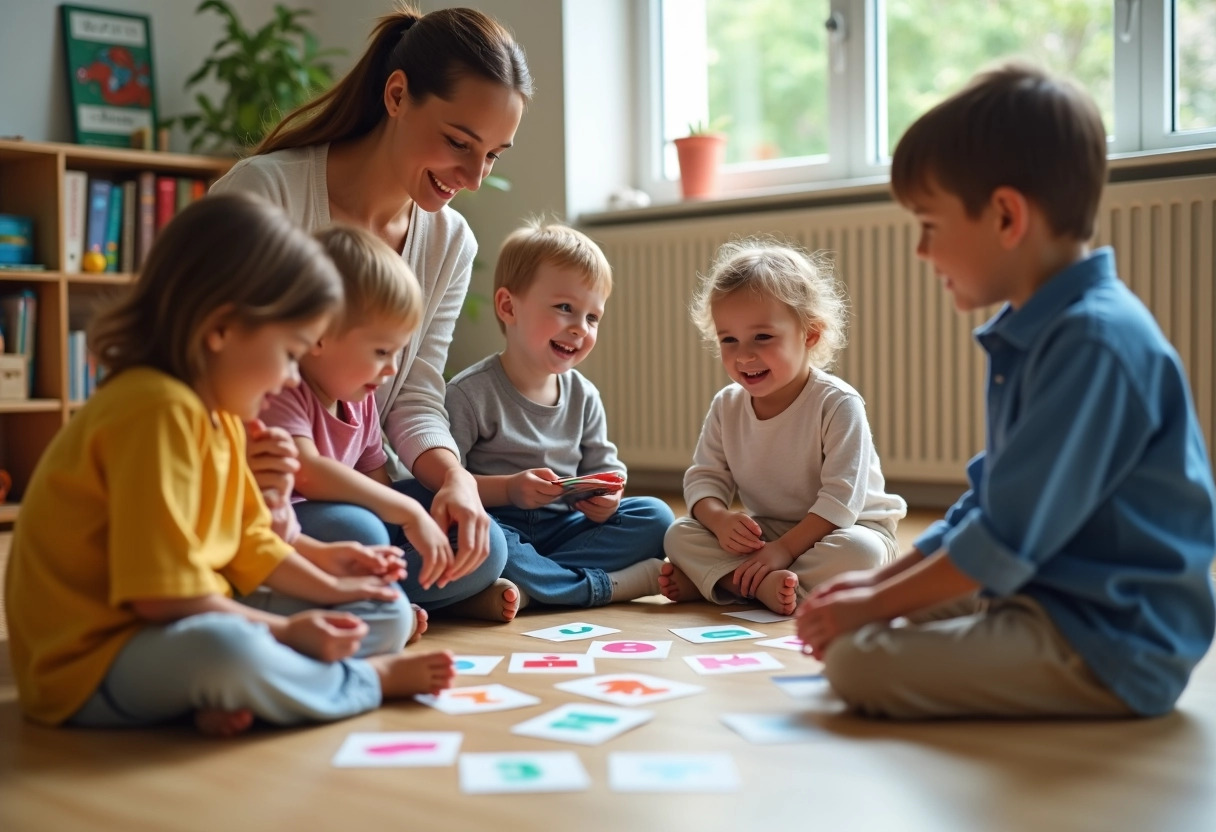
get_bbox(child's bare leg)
[658,561,701,602]
[442,578,522,622]
[369,650,456,698]
[407,604,428,645]
[194,708,254,737]
[753,570,799,616]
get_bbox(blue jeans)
[69,613,381,728]
[493,496,674,607]
[294,479,508,611]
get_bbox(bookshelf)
[0,140,232,523]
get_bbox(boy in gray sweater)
[444,221,674,608]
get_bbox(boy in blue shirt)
[796,62,1216,718]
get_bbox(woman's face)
[384,71,525,212]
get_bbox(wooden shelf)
[0,398,61,414]
[67,272,135,286]
[0,269,58,283]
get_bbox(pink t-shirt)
[261,383,388,505]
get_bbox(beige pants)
[823,594,1134,719]
[663,514,897,605]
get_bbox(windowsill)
[579,144,1216,228]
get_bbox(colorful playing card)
[683,651,785,675]
[608,752,740,792]
[669,624,766,644]
[511,703,653,746]
[331,732,462,768]
[754,635,812,653]
[555,673,705,707]
[771,673,829,697]
[415,684,540,715]
[723,609,794,623]
[523,622,620,642]
[508,652,597,674]
[585,639,673,660]
[459,751,591,794]
[553,472,625,504]
[719,712,822,744]
[452,655,504,676]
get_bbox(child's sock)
[608,558,664,602]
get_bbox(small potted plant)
[673,116,730,200]
[166,0,344,154]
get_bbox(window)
[642,0,1216,200]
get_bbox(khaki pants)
[663,515,897,605]
[823,594,1134,719]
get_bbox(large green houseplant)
[169,0,344,154]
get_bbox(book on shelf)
[136,171,156,270]
[63,170,88,274]
[119,180,137,274]
[155,176,176,233]
[103,182,124,273]
[85,178,112,265]
[0,289,37,396]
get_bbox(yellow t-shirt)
[4,367,292,725]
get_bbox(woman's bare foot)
[658,561,699,603]
[194,708,254,737]
[369,650,456,698]
[407,604,428,645]
[754,570,799,615]
[442,578,522,622]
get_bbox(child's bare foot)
[194,708,254,737]
[442,578,522,622]
[658,561,699,603]
[754,570,799,616]
[369,650,456,698]
[407,604,428,645]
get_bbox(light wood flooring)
[2,507,1215,832]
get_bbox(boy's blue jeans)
[294,479,508,611]
[493,496,674,607]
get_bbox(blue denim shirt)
[915,248,1216,716]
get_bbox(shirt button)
[994,374,1005,384]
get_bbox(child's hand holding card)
[558,472,625,522]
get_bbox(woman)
[211,6,532,621]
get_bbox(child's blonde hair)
[313,225,422,335]
[493,219,613,333]
[90,192,342,384]
[691,238,847,370]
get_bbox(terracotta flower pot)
[673,133,726,199]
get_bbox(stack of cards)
[554,472,625,503]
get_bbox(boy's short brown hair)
[493,219,613,333]
[890,61,1107,241]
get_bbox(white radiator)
[580,175,1216,484]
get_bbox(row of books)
[64,172,209,275]
[67,330,102,401]
[0,289,37,397]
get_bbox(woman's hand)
[795,586,883,658]
[401,508,455,590]
[431,467,491,585]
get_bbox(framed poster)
[60,5,157,147]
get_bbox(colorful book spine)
[176,177,194,214]
[0,289,37,396]
[63,170,88,274]
[119,181,137,274]
[155,177,176,232]
[103,183,124,273]
[136,171,156,269]
[85,179,112,262]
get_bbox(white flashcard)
[415,684,541,715]
[723,609,793,623]
[331,732,463,768]
[608,752,740,793]
[669,624,766,644]
[772,674,829,698]
[720,712,822,744]
[555,673,705,707]
[683,651,784,676]
[754,635,810,653]
[511,703,653,746]
[585,639,673,660]
[459,751,591,794]
[523,622,620,642]
[508,652,597,675]
[452,655,504,676]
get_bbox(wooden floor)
[2,509,1215,832]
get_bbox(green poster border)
[60,4,159,147]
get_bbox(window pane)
[661,0,829,178]
[1175,0,1216,132]
[882,0,1114,159]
